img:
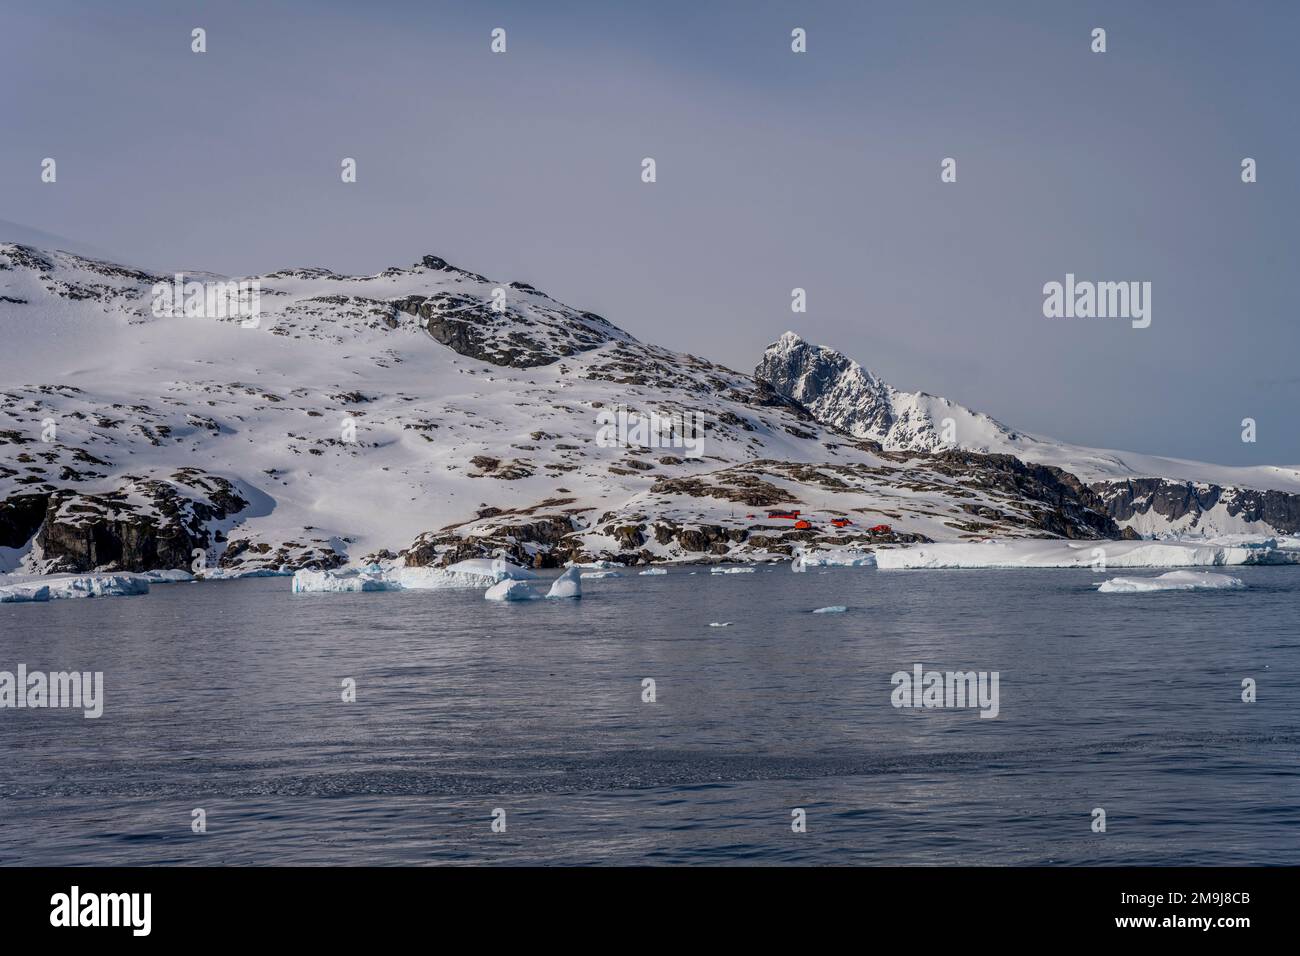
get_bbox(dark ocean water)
[1,565,1297,865]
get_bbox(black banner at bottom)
[0,866,1279,941]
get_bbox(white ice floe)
[138,569,195,583]
[447,558,538,582]
[545,566,582,599]
[710,567,755,574]
[799,549,876,568]
[210,567,294,580]
[812,605,848,613]
[709,621,734,627]
[1096,570,1246,593]
[291,569,399,593]
[53,575,151,598]
[0,583,51,603]
[292,557,538,593]
[638,568,668,576]
[876,538,1300,570]
[0,574,151,600]
[484,579,542,602]
[581,570,622,579]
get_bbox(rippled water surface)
[2,566,1297,865]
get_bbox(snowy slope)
[0,241,1137,574]
[758,332,1300,536]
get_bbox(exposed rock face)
[755,331,1018,452]
[403,514,579,569]
[0,493,48,549]
[1092,478,1300,534]
[925,451,1124,539]
[218,534,346,573]
[757,332,897,438]
[24,473,247,573]
[386,257,632,368]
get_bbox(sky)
[2,0,1297,465]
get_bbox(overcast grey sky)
[3,0,1297,464]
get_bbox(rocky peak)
[756,332,902,443]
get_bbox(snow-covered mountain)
[1,240,1137,574]
[757,332,1300,537]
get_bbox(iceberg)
[392,565,507,590]
[484,579,542,602]
[638,568,668,576]
[812,605,848,613]
[291,557,540,593]
[546,566,582,599]
[446,558,538,582]
[581,570,622,579]
[138,569,195,584]
[710,567,755,574]
[0,583,51,603]
[1096,570,1246,593]
[50,575,150,598]
[0,574,149,601]
[291,569,398,593]
[800,549,876,568]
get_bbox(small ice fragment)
[484,579,542,601]
[546,566,582,599]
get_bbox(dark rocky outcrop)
[388,285,625,369]
[0,493,49,549]
[404,514,579,569]
[22,473,248,573]
[1091,478,1300,534]
[926,450,1124,539]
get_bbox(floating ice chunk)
[581,570,622,579]
[1096,571,1246,593]
[391,565,505,590]
[546,566,582,599]
[0,574,149,601]
[710,567,754,574]
[46,575,150,599]
[138,569,195,584]
[445,558,537,583]
[812,605,848,613]
[709,621,734,627]
[638,568,668,576]
[291,569,397,593]
[800,549,876,568]
[791,551,807,573]
[484,579,542,601]
[212,567,294,579]
[0,583,51,603]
